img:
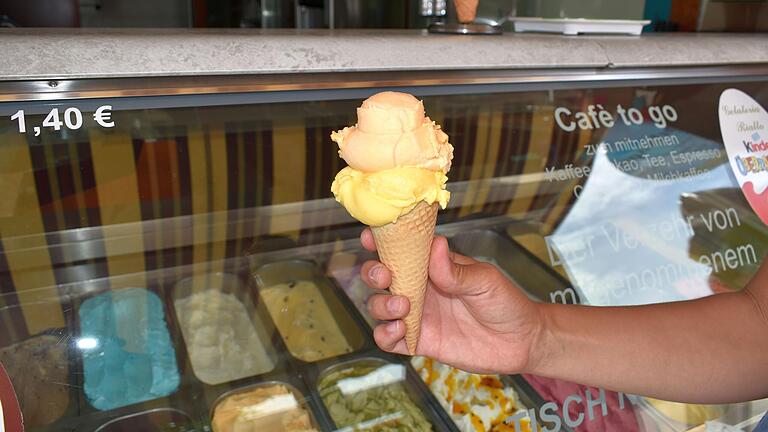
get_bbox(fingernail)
[386,321,399,334]
[387,296,405,314]
[368,264,382,281]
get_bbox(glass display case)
[0,65,767,432]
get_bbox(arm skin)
[528,260,768,403]
[360,228,768,404]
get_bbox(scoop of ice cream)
[212,384,319,432]
[174,290,275,385]
[412,356,534,432]
[331,166,450,226]
[332,91,453,173]
[260,281,353,362]
[317,360,432,431]
[79,288,180,411]
[357,91,425,134]
[0,335,70,428]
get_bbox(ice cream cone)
[371,201,438,355]
[330,92,452,355]
[454,0,479,23]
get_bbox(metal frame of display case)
[0,64,767,102]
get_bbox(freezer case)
[0,66,767,432]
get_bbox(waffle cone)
[371,201,438,355]
[454,0,479,23]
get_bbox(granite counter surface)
[0,29,766,81]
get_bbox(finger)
[429,236,499,296]
[448,249,477,265]
[373,320,409,355]
[430,236,475,265]
[361,228,377,252]
[361,260,392,290]
[366,294,410,321]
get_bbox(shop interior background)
[1,0,767,31]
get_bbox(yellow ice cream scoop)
[331,166,450,227]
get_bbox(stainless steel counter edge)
[0,29,767,82]
[2,64,767,103]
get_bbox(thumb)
[428,236,495,296]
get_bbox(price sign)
[9,105,115,136]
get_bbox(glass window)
[0,78,766,431]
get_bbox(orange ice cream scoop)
[331,91,453,173]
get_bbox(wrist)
[521,302,559,376]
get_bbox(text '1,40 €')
[9,105,115,136]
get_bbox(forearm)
[525,290,768,403]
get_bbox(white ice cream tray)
[512,17,651,35]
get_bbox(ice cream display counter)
[0,29,768,432]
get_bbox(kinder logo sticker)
[719,89,768,225]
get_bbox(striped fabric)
[0,134,66,338]
[0,240,25,347]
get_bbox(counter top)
[0,29,767,81]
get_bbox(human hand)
[360,228,543,374]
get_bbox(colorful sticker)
[718,89,768,225]
[0,363,23,432]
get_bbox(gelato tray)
[254,260,368,363]
[0,296,79,431]
[173,273,277,386]
[316,357,437,431]
[411,356,536,432]
[76,288,181,411]
[0,329,76,429]
[211,381,321,432]
[451,229,578,303]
